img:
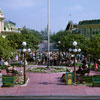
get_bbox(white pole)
[47,0,50,67]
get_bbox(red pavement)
[0,65,100,96]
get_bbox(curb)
[20,77,29,87]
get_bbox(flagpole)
[47,0,50,68]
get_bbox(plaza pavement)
[0,65,100,96]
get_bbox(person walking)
[0,70,2,87]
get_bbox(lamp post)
[58,41,61,65]
[69,41,81,84]
[22,42,27,84]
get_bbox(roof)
[4,21,17,30]
[79,19,100,25]
[66,21,78,30]
[5,20,16,25]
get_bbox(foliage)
[6,33,39,50]
[10,63,22,67]
[0,35,13,60]
[15,76,24,85]
[27,67,48,73]
[88,33,100,59]
[27,66,69,73]
[21,26,43,42]
[0,65,6,69]
[50,66,67,73]
[22,33,39,50]
[51,30,89,53]
[81,76,92,85]
[51,31,100,60]
[50,30,64,43]
[6,33,21,49]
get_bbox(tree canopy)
[88,33,100,59]
[21,27,43,42]
[51,31,89,53]
[0,35,13,60]
[6,33,39,50]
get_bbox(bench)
[92,77,100,86]
[2,75,16,87]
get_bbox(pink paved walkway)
[0,65,100,96]
[0,69,100,96]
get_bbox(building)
[78,19,100,37]
[65,21,78,33]
[0,9,4,33]
[37,40,58,52]
[4,20,19,32]
[0,9,20,35]
[40,25,52,40]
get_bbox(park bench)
[2,75,16,87]
[92,77,100,86]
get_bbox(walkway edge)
[20,77,29,87]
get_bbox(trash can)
[66,72,73,85]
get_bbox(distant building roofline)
[79,19,100,25]
[4,20,16,25]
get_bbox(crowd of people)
[27,51,83,66]
[0,50,99,86]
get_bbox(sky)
[0,0,100,33]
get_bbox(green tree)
[51,30,88,53]
[22,33,39,50]
[6,33,23,49]
[21,27,43,42]
[6,33,39,50]
[0,35,13,60]
[88,33,100,59]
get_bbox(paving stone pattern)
[0,65,100,96]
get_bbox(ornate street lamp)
[58,41,61,65]
[73,41,77,84]
[69,41,81,84]
[78,48,81,52]
[27,48,31,52]
[69,48,72,52]
[73,41,77,46]
[22,42,27,84]
[22,42,26,47]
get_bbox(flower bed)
[27,66,70,73]
[15,76,26,85]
